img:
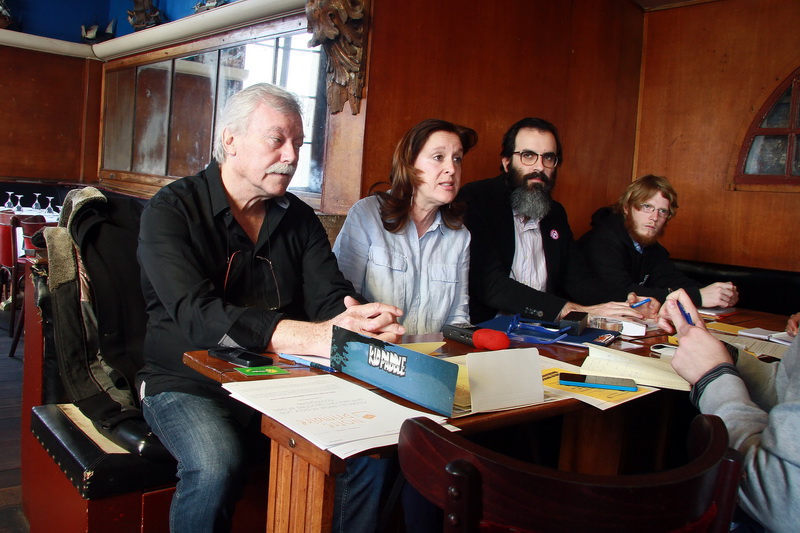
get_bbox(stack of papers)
[739,327,793,346]
[223,375,448,458]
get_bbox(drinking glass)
[32,193,42,211]
[45,196,55,215]
[4,191,13,209]
[14,194,23,212]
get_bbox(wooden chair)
[0,210,17,314]
[0,211,46,356]
[398,415,743,533]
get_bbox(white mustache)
[267,163,296,176]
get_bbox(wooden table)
[183,308,789,533]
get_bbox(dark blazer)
[458,174,614,323]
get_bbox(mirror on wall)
[133,61,172,175]
[100,25,327,202]
[169,53,217,177]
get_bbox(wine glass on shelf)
[45,197,55,215]
[4,191,14,209]
[14,194,23,212]
[32,193,42,211]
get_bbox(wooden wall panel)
[363,0,572,196]
[636,0,800,272]
[560,0,644,238]
[82,58,102,182]
[358,0,643,240]
[0,46,98,182]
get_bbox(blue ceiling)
[3,0,241,43]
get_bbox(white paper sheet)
[223,374,446,458]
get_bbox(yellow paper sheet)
[706,322,745,335]
[398,341,446,355]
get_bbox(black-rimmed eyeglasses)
[512,150,559,168]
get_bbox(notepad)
[580,344,690,391]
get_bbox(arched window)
[735,66,800,191]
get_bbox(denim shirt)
[333,196,470,335]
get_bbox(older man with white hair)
[137,83,404,533]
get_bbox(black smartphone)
[441,324,478,346]
[558,372,638,391]
[208,348,274,367]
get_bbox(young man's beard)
[624,211,665,247]
[509,167,554,220]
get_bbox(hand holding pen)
[657,289,704,334]
[626,293,661,319]
[661,289,730,385]
[677,301,694,325]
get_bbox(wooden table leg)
[263,417,346,533]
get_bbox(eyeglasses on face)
[512,150,559,168]
[636,203,670,219]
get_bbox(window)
[100,14,327,206]
[735,66,800,191]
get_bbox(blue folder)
[330,326,459,416]
[476,315,620,347]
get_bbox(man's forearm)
[269,319,331,357]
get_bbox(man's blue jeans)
[143,391,388,533]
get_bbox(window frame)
[733,66,800,193]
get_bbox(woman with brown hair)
[334,118,478,334]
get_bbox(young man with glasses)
[578,174,738,308]
[457,117,652,324]
[137,83,404,533]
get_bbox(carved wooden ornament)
[306,0,369,115]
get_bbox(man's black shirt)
[137,162,361,398]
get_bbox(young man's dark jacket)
[457,174,617,324]
[577,206,703,305]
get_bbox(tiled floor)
[0,310,28,533]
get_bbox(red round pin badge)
[550,229,559,240]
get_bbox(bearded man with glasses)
[579,174,738,308]
[457,117,653,324]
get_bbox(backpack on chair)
[38,187,171,461]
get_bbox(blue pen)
[677,301,695,326]
[631,298,651,309]
[280,353,337,373]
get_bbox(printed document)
[223,374,447,458]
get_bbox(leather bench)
[30,404,177,500]
[673,259,800,316]
[26,404,177,533]
[27,400,268,533]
